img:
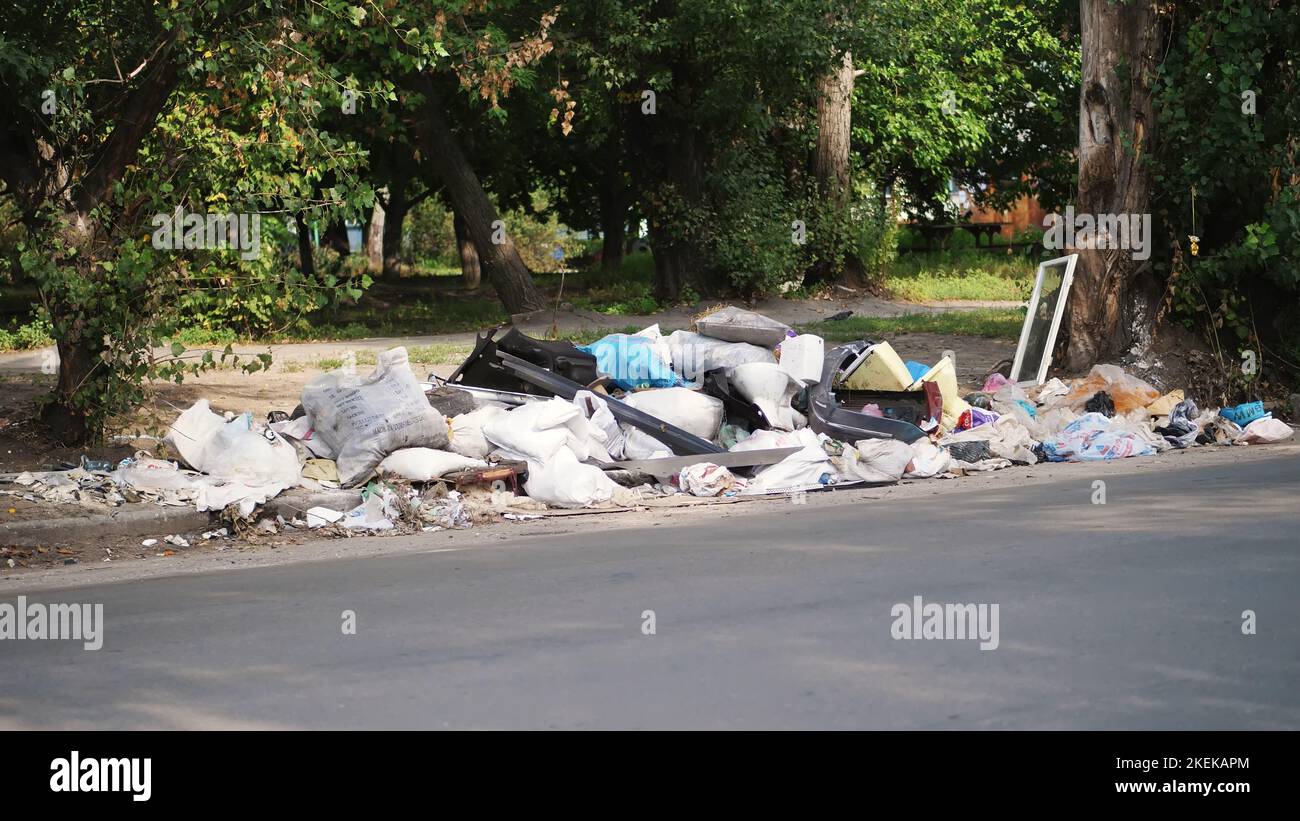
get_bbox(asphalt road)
[2,452,1297,729]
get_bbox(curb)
[0,505,215,547]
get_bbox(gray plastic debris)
[695,306,792,348]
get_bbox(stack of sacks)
[482,397,621,508]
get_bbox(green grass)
[882,251,1036,303]
[798,308,1026,342]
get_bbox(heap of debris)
[4,300,1293,538]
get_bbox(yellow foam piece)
[841,342,913,391]
[1144,389,1184,418]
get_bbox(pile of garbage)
[5,305,1293,537]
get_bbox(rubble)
[4,290,1295,553]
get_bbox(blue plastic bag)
[580,334,684,390]
[1219,401,1265,427]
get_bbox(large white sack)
[378,448,487,481]
[622,387,724,440]
[166,401,299,486]
[666,330,776,384]
[447,406,508,459]
[621,427,673,461]
[483,397,610,463]
[523,448,620,508]
[165,399,228,470]
[203,415,302,486]
[300,347,448,487]
[836,439,912,484]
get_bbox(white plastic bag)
[378,448,487,481]
[300,347,449,487]
[166,401,300,486]
[904,439,953,479]
[679,462,741,496]
[735,428,835,494]
[1237,416,1294,444]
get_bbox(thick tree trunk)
[415,90,544,314]
[295,212,315,278]
[39,335,100,446]
[813,50,854,201]
[366,195,385,274]
[453,211,482,289]
[381,177,408,280]
[599,183,626,275]
[1061,0,1165,371]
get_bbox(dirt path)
[0,294,1021,375]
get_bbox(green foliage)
[1153,0,1300,367]
[0,313,54,351]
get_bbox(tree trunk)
[381,176,408,280]
[599,183,626,275]
[1061,0,1164,371]
[650,125,708,300]
[321,219,350,256]
[415,90,545,314]
[39,335,100,446]
[625,207,641,255]
[295,212,315,278]
[813,50,854,201]
[453,211,482,289]
[366,194,385,274]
